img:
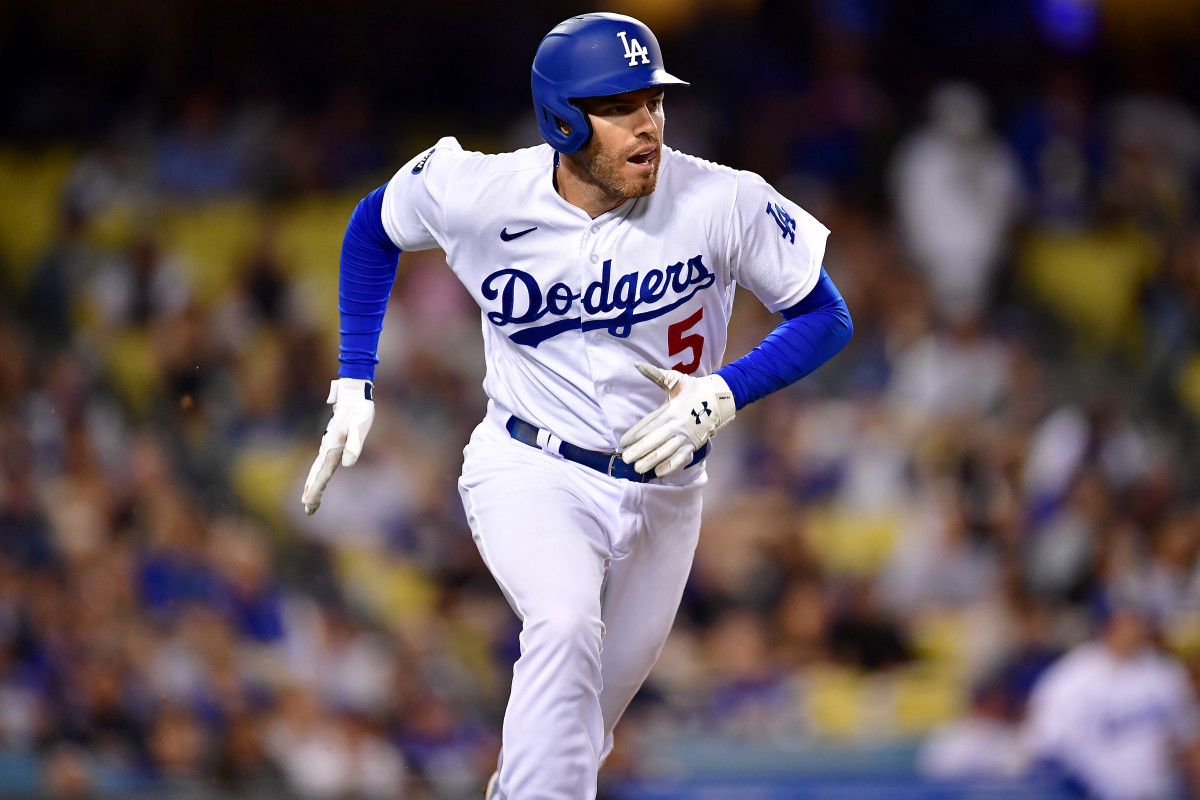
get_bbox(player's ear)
[555,115,571,136]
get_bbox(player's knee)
[527,604,603,653]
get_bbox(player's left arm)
[715,266,852,404]
[621,175,851,478]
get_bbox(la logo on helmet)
[616,31,650,66]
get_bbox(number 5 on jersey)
[668,308,705,374]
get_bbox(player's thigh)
[600,479,703,687]
[459,441,617,622]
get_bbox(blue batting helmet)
[531,13,688,154]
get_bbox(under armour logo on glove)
[620,363,736,478]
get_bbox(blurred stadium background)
[3,0,1200,797]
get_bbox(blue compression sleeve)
[716,267,853,408]
[337,183,402,380]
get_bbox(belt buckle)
[606,453,619,477]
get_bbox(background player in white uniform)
[1026,602,1200,799]
[301,13,853,800]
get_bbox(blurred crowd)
[4,1,1200,798]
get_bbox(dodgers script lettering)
[481,255,716,346]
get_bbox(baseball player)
[301,13,852,800]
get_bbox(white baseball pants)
[458,404,704,800]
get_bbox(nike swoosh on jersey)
[500,226,537,241]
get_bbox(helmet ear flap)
[555,103,594,149]
[534,95,591,154]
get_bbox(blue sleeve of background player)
[715,267,853,408]
[337,183,402,381]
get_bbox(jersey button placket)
[579,223,600,348]
[582,221,618,438]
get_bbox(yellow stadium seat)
[1019,225,1157,352]
[335,547,438,627]
[230,444,310,529]
[1176,353,1200,420]
[88,201,143,252]
[160,200,262,305]
[0,146,76,285]
[275,193,362,333]
[911,610,970,673]
[805,666,865,739]
[893,665,964,734]
[104,328,162,415]
[275,193,360,279]
[803,506,900,575]
[1164,610,1200,659]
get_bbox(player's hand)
[301,378,375,515]
[619,362,736,478]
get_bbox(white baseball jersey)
[380,137,828,452]
[1026,642,1200,800]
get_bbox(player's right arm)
[621,170,853,477]
[301,138,462,514]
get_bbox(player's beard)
[574,135,661,201]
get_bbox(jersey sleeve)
[726,171,829,312]
[380,136,466,251]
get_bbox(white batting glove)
[301,378,375,515]
[619,362,736,478]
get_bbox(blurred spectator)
[208,519,285,645]
[212,709,286,797]
[772,574,830,669]
[827,580,913,672]
[25,204,94,347]
[1025,469,1110,604]
[1009,68,1100,228]
[1025,603,1200,799]
[311,610,394,715]
[157,90,250,199]
[889,82,1024,323]
[885,317,1013,423]
[991,598,1063,715]
[42,742,99,799]
[1102,93,1200,234]
[265,686,407,799]
[148,705,209,797]
[918,677,1027,780]
[702,609,793,741]
[878,479,1003,614]
[87,235,191,331]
